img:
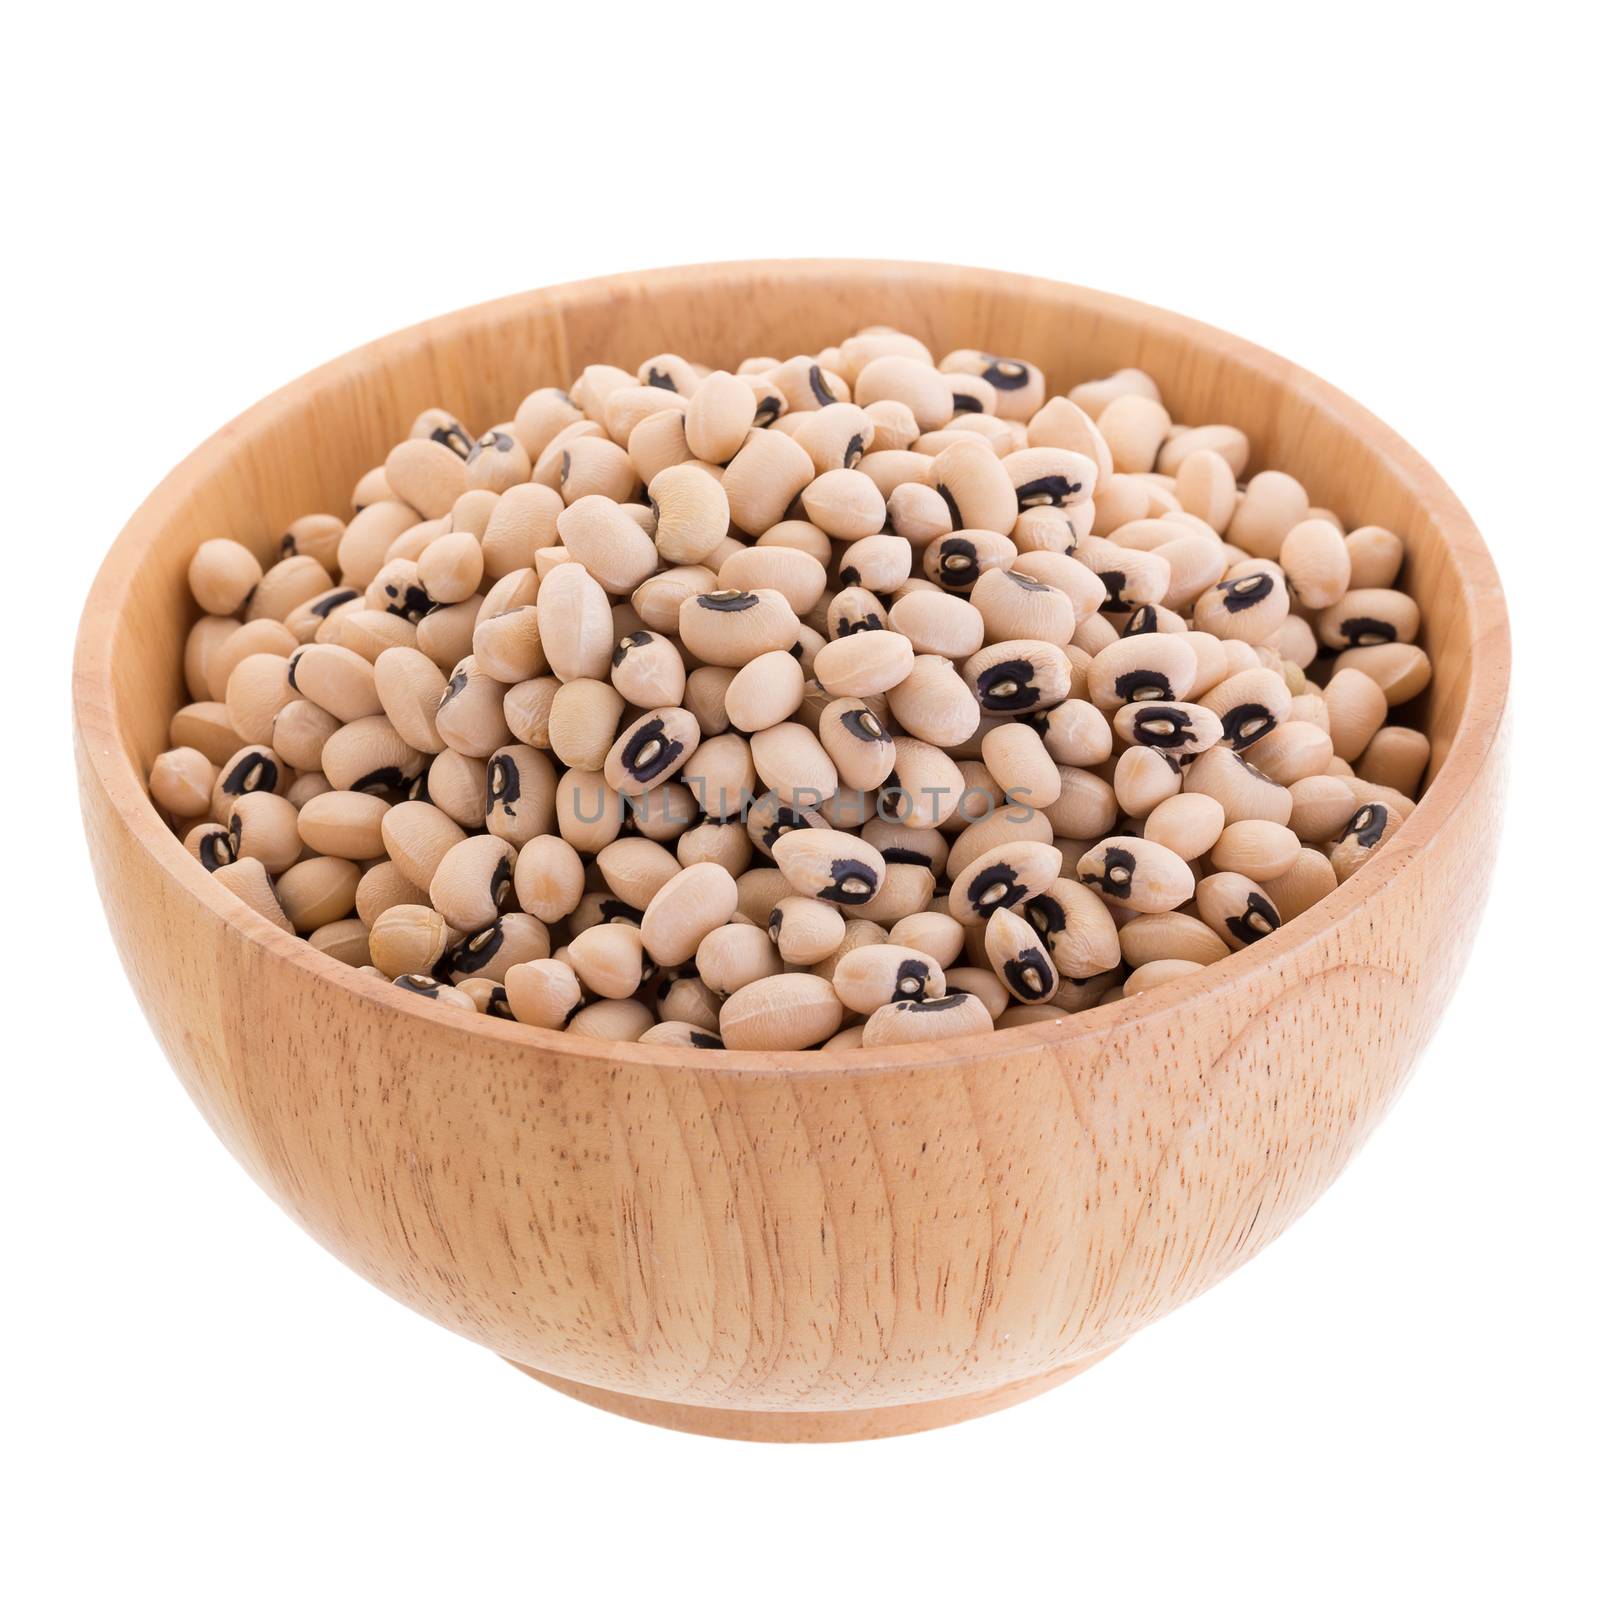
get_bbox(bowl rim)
[73,259,1511,1077]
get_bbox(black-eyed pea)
[1272,614,1319,671]
[1212,819,1301,880]
[759,519,833,565]
[1184,746,1293,826]
[603,385,685,448]
[150,747,218,819]
[1036,700,1113,767]
[1192,563,1292,643]
[429,834,515,931]
[1076,835,1194,914]
[930,437,1019,534]
[225,789,301,875]
[884,590,983,659]
[837,533,913,595]
[766,355,849,415]
[772,827,886,908]
[1115,602,1187,638]
[717,649,802,734]
[980,907,1056,1004]
[1003,448,1098,517]
[450,977,513,1017]
[944,371,997,415]
[212,856,294,933]
[875,738,962,831]
[543,678,623,772]
[246,555,334,625]
[504,957,585,1030]
[424,749,488,829]
[433,659,511,759]
[285,641,379,723]
[1011,504,1088,555]
[969,567,1076,649]
[942,966,1011,1022]
[565,923,647,1000]
[1143,792,1226,860]
[554,434,637,506]
[634,861,738,967]
[628,407,694,485]
[961,639,1071,716]
[808,630,910,699]
[1335,642,1432,707]
[553,495,656,595]
[393,600,462,669]
[1323,666,1392,760]
[1095,394,1171,474]
[861,991,993,1045]
[385,518,447,567]
[224,652,298,746]
[793,468,883,540]
[205,618,297,701]
[881,910,963,971]
[1155,535,1230,611]
[718,972,843,1051]
[846,355,947,433]
[415,530,484,605]
[830,941,947,1013]
[387,974,474,1010]
[280,512,344,570]
[565,999,654,1040]
[1259,848,1340,920]
[1199,665,1294,750]
[184,820,236,874]
[1041,768,1119,841]
[1316,587,1421,651]
[696,922,784,996]
[678,370,755,464]
[381,801,466,891]
[338,500,421,590]
[550,768,622,854]
[678,816,752,876]
[443,912,550,985]
[1228,471,1309,559]
[791,403,874,475]
[923,529,1016,594]
[296,790,389,860]
[184,615,242,700]
[886,481,953,547]
[658,976,723,1032]
[480,483,562,579]
[1113,746,1183,818]
[842,862,934,926]
[719,546,829,616]
[880,656,977,747]
[188,538,264,616]
[720,428,815,534]
[569,891,644,938]
[1123,959,1205,997]
[210,745,286,824]
[1118,910,1230,969]
[634,1022,720,1048]
[273,855,360,934]
[763,895,841,965]
[309,918,369,969]
[945,839,1063,926]
[1356,726,1430,799]
[1248,720,1336,787]
[939,350,1044,421]
[1327,800,1404,882]
[1113,700,1224,756]
[604,708,702,795]
[1195,871,1282,949]
[408,406,474,460]
[600,631,680,711]
[1023,394,1111,478]
[365,558,432,625]
[677,587,801,667]
[448,488,499,537]
[386,437,470,520]
[733,866,792,929]
[980,723,1060,808]
[484,744,557,848]
[371,647,448,755]
[1173,449,1237,532]
[284,587,362,645]
[1085,632,1197,711]
[1287,775,1359,843]
[944,804,1051,878]
[1279,518,1351,609]
[1345,525,1406,589]
[286,774,331,809]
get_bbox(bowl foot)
[505,1344,1122,1442]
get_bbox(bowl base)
[506,1344,1122,1442]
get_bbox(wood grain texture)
[73,262,1510,1440]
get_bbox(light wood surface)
[73,262,1510,1440]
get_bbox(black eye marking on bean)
[1003,950,1053,997]
[621,717,684,782]
[935,536,979,589]
[980,356,1029,391]
[382,580,431,623]
[841,708,887,744]
[1113,668,1174,703]
[487,754,521,816]
[1220,703,1275,747]
[1088,845,1137,900]
[1217,573,1273,612]
[967,861,1023,914]
[807,365,836,407]
[405,770,430,803]
[1225,893,1281,945]
[697,589,758,613]
[1007,571,1051,593]
[843,432,866,468]
[767,907,784,936]
[597,897,643,926]
[280,533,297,557]
[835,612,884,636]
[612,631,652,666]
[451,922,505,975]
[1099,571,1131,612]
[838,566,860,587]
[1132,706,1193,748]
[893,959,932,999]
[558,450,571,484]
[394,974,443,996]
[439,667,469,708]
[880,844,932,868]
[899,993,968,1014]
[488,854,513,909]
[753,394,782,426]
[485,985,514,1019]
[1340,803,1389,848]
[1023,892,1065,944]
[310,588,359,618]
[975,660,1040,712]
[788,640,805,659]
[1340,618,1398,646]
[223,750,277,795]
[469,430,515,459]
[1014,474,1082,509]
[285,650,304,690]
[934,483,964,532]
[645,367,677,392]
[431,422,474,459]
[821,858,879,905]
[951,392,982,414]
[354,765,407,794]
[759,805,814,851]
[1125,605,1159,635]
[197,829,233,871]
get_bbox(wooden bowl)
[74,262,1509,1442]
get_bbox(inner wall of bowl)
[109,265,1469,793]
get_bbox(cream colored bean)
[1077,835,1194,914]
[1196,871,1282,949]
[719,973,843,1051]
[1143,792,1226,860]
[861,991,993,1045]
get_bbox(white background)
[5,4,1596,1596]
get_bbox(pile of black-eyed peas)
[150,328,1431,1050]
